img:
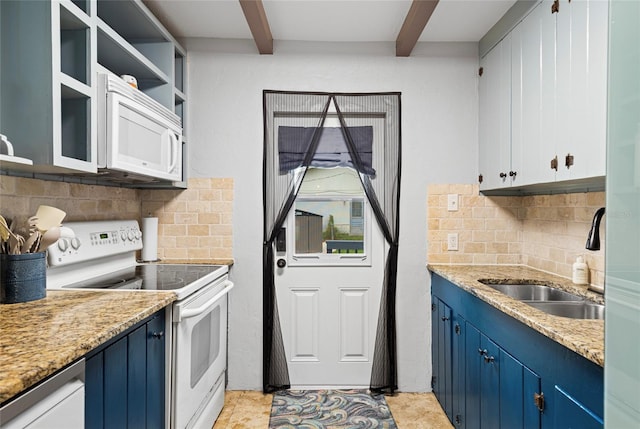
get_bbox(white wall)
[184,39,480,391]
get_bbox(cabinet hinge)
[455,324,461,335]
[550,155,558,171]
[551,0,559,13]
[431,303,436,312]
[478,67,484,77]
[431,376,436,389]
[534,392,545,412]
[478,174,483,184]
[565,153,574,169]
[455,414,462,425]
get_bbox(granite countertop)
[0,290,176,405]
[428,264,604,368]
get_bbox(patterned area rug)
[269,389,398,429]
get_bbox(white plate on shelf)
[0,154,34,166]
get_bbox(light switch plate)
[447,194,459,211]
[447,233,459,251]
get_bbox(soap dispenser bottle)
[572,256,589,285]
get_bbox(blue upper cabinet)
[431,273,603,429]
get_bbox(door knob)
[277,258,286,268]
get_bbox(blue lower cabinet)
[500,349,541,429]
[146,312,166,428]
[432,297,453,419]
[104,336,128,429]
[554,386,604,429]
[85,310,166,429]
[431,273,602,429]
[85,352,104,428]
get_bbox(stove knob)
[128,230,135,241]
[58,239,69,252]
[70,237,81,250]
[120,231,127,241]
[135,230,142,240]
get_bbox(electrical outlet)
[447,194,459,211]
[447,233,459,251]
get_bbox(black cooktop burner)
[63,264,223,291]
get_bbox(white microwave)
[97,73,182,182]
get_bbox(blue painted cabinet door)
[438,299,453,421]
[452,315,466,428]
[554,386,603,429]
[104,336,128,429]
[480,335,500,429]
[84,310,166,429]
[85,352,104,429]
[432,297,453,419]
[431,299,440,398]
[464,322,481,429]
[500,349,541,429]
[128,324,148,428]
[146,312,166,428]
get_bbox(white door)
[274,167,386,388]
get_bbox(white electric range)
[46,220,233,429]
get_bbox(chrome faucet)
[586,207,606,251]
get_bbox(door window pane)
[292,167,367,260]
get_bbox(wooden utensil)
[21,230,41,254]
[35,206,66,233]
[37,227,61,252]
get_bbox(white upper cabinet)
[479,34,512,191]
[554,0,608,182]
[479,0,608,193]
[511,0,557,187]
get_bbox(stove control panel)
[48,220,143,267]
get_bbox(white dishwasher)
[0,360,84,428]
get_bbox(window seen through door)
[292,167,368,260]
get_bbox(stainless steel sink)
[481,282,583,301]
[479,279,604,320]
[525,301,605,320]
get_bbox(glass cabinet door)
[605,1,640,426]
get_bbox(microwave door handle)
[177,281,235,321]
[168,132,179,173]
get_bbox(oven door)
[172,276,234,429]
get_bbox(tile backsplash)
[140,178,233,261]
[0,176,233,262]
[427,184,605,287]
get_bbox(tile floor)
[212,390,454,428]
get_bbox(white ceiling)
[144,0,517,46]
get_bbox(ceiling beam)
[239,0,273,54]
[396,0,439,57]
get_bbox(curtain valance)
[278,126,375,175]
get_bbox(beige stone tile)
[200,189,223,201]
[427,195,440,207]
[386,392,454,429]
[213,391,453,429]
[449,253,474,264]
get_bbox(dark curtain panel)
[278,126,376,175]
[263,90,401,394]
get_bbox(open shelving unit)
[0,0,187,188]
